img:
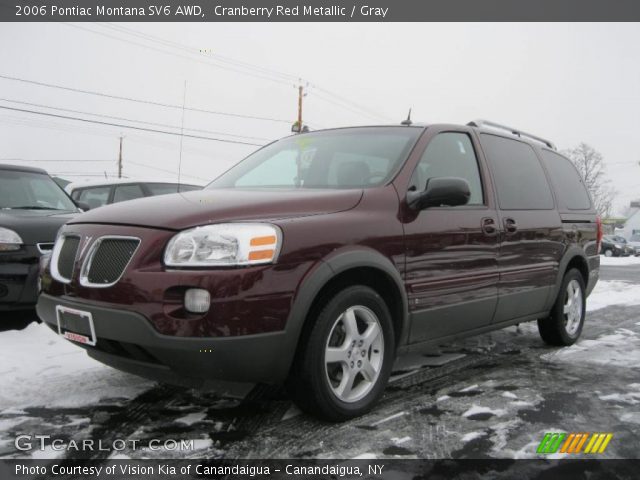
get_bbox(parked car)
[37,120,600,420]
[66,179,202,210]
[626,234,640,256]
[601,235,633,257]
[0,164,80,312]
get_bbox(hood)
[0,209,78,245]
[69,188,363,230]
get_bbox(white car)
[626,234,640,256]
[66,179,202,210]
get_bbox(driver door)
[402,128,500,343]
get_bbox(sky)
[0,22,638,214]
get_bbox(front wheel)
[538,269,586,346]
[287,285,395,421]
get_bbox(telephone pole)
[117,135,123,178]
[291,82,308,134]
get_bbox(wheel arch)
[548,248,590,308]
[281,248,408,379]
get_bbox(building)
[619,201,640,239]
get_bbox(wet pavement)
[1,263,639,461]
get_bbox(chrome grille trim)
[79,236,141,288]
[37,243,54,255]
[50,235,80,284]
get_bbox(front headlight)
[615,244,622,249]
[0,227,23,252]
[164,223,282,267]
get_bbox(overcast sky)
[0,23,638,214]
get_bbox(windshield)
[208,127,422,190]
[0,170,77,211]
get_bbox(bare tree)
[563,143,616,218]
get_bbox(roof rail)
[467,119,556,150]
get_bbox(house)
[620,201,640,239]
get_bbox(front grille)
[56,236,80,281]
[84,238,139,286]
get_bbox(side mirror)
[75,201,91,212]
[407,177,471,210]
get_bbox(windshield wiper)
[4,206,65,210]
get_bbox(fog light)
[184,288,210,313]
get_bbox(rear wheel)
[287,285,395,421]
[603,249,613,257]
[538,269,586,346]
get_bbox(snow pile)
[0,323,154,410]
[587,280,640,311]
[462,405,506,418]
[541,328,640,368]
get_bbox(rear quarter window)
[480,134,554,210]
[540,150,592,210]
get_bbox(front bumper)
[0,247,41,311]
[37,293,293,385]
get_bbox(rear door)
[478,134,564,323]
[401,127,500,343]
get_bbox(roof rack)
[467,119,556,150]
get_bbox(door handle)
[503,217,518,235]
[481,217,498,236]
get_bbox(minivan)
[37,120,600,420]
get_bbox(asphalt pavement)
[1,262,639,464]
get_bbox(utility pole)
[291,82,308,134]
[117,135,123,178]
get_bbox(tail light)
[596,216,603,253]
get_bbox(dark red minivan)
[37,120,600,420]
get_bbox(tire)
[603,249,613,257]
[537,269,586,346]
[287,285,395,421]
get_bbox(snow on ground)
[541,327,640,368]
[0,322,153,410]
[462,405,506,418]
[600,255,640,266]
[587,280,640,311]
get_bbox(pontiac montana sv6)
[37,120,600,420]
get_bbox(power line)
[64,23,389,124]
[97,23,389,123]
[98,23,298,83]
[0,97,271,142]
[0,73,291,124]
[126,160,209,182]
[0,105,264,146]
[64,23,295,88]
[311,84,393,122]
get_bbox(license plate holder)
[55,305,97,346]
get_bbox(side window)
[540,150,592,210]
[480,134,554,210]
[78,187,110,209]
[410,132,484,205]
[113,184,144,204]
[146,183,180,196]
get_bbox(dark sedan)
[600,235,633,257]
[0,164,79,311]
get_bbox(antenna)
[401,108,412,126]
[177,80,187,188]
